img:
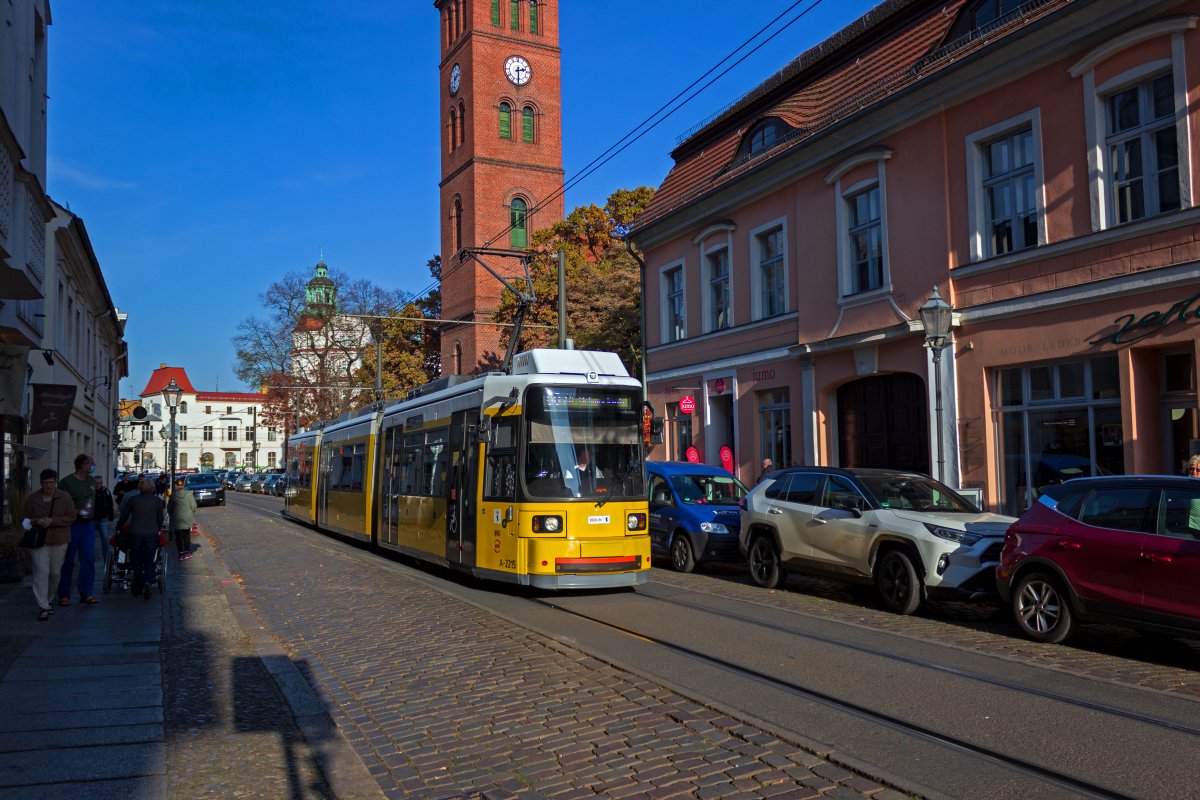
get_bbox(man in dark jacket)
[93,476,115,570]
[116,478,165,600]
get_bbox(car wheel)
[670,533,696,573]
[875,549,922,615]
[1012,572,1075,644]
[748,535,785,589]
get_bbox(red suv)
[997,477,1200,644]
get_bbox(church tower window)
[510,198,528,248]
[491,0,500,27]
[510,0,519,31]
[530,0,539,34]
[499,102,512,139]
[522,106,535,143]
[448,108,458,152]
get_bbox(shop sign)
[29,384,77,434]
[713,378,726,395]
[752,368,776,381]
[719,446,733,473]
[679,396,696,415]
[685,446,700,463]
[1091,290,1200,345]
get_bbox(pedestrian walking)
[756,458,774,485]
[22,469,76,621]
[168,478,197,559]
[56,453,99,607]
[116,478,164,600]
[93,475,115,570]
[1183,456,1200,529]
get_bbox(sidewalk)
[0,539,381,800]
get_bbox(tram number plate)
[499,559,516,569]
[588,515,611,525]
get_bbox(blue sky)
[46,0,876,397]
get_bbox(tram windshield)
[523,386,645,501]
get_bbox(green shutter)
[499,103,511,139]
[522,107,534,142]
[510,200,527,248]
[491,0,500,26]
[530,0,538,33]
[510,0,519,30]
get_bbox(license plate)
[587,515,611,525]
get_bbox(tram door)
[317,443,333,528]
[446,409,478,567]
[379,427,400,547]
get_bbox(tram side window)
[329,447,351,491]
[401,433,424,495]
[346,443,366,491]
[423,429,450,496]
[485,417,517,501]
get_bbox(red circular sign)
[714,378,726,395]
[685,446,700,463]
[719,446,734,472]
[679,396,696,415]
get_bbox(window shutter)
[522,107,534,142]
[530,0,539,33]
[499,103,511,139]
[510,0,519,29]
[491,0,500,26]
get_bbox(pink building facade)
[631,0,1200,515]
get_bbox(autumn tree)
[355,255,443,399]
[493,187,655,376]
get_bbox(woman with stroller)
[116,478,164,599]
[168,477,196,559]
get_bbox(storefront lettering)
[752,368,776,381]
[998,337,1083,358]
[1091,290,1200,346]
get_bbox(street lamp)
[918,286,953,484]
[162,379,183,490]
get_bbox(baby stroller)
[102,530,166,595]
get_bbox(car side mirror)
[838,500,863,518]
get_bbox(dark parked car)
[270,474,289,497]
[262,473,284,496]
[998,476,1200,644]
[183,473,226,507]
[647,461,748,572]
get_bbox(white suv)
[739,467,1015,614]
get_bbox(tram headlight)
[627,513,647,531]
[532,515,563,533]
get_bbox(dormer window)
[746,118,785,156]
[947,0,1022,42]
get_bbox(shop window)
[668,403,695,462]
[662,263,686,342]
[994,356,1124,515]
[759,389,791,469]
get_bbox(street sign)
[679,396,695,415]
[685,446,699,463]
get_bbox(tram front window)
[524,386,645,500]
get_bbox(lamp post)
[162,379,183,491]
[918,286,953,484]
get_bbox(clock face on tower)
[504,55,531,86]
[449,63,461,95]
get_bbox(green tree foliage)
[494,187,655,376]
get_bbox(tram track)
[529,588,1198,800]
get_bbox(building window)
[180,401,188,414]
[499,102,512,139]
[994,356,1123,515]
[142,427,153,442]
[491,0,500,26]
[227,426,238,442]
[448,108,458,152]
[522,106,535,143]
[226,406,232,414]
[179,426,188,441]
[246,426,255,441]
[510,0,519,30]
[759,389,791,469]
[203,426,213,442]
[510,197,527,247]
[179,453,188,470]
[1106,73,1180,225]
[529,0,538,34]
[981,129,1036,256]
[205,405,211,414]
[268,452,277,468]
[846,186,883,294]
[754,225,786,318]
[663,264,686,342]
[458,101,465,144]
[225,452,237,468]
[454,341,463,374]
[706,247,730,332]
[268,428,277,442]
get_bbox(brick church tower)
[435,0,565,374]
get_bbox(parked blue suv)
[647,461,750,572]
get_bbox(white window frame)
[835,175,891,300]
[1071,18,1196,231]
[749,217,788,321]
[700,238,732,333]
[659,260,687,343]
[965,109,1047,262]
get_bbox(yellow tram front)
[473,373,651,589]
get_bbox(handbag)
[20,525,48,549]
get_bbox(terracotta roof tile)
[139,366,197,397]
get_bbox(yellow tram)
[282,349,651,589]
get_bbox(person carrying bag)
[22,469,77,621]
